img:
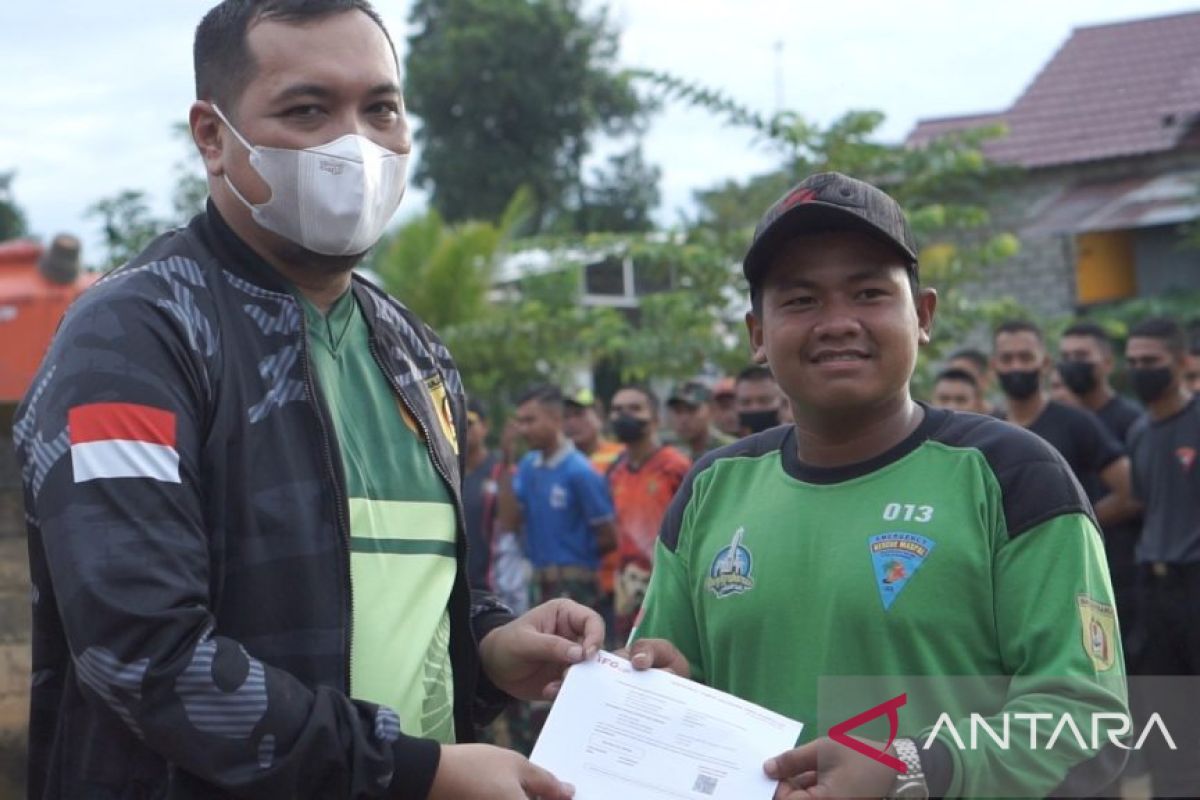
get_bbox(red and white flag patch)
[69,403,180,484]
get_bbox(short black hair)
[994,319,1044,343]
[1128,317,1187,357]
[947,348,989,374]
[613,384,660,418]
[736,365,775,384]
[935,367,979,389]
[516,384,564,411]
[750,266,920,318]
[194,0,397,111]
[466,397,487,420]
[1061,321,1113,353]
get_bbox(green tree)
[689,171,792,243]
[421,78,1028,415]
[634,71,1025,387]
[404,0,651,230]
[86,190,165,270]
[599,234,745,379]
[1058,290,1200,345]
[442,263,628,407]
[86,123,208,269]
[434,225,747,415]
[0,170,28,242]
[572,144,661,234]
[372,188,533,329]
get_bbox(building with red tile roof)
[907,10,1200,312]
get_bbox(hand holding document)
[531,651,804,800]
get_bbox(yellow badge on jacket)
[424,375,459,456]
[393,375,458,456]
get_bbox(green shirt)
[634,406,1128,797]
[300,288,457,744]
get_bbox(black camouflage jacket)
[12,207,512,799]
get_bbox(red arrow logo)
[828,693,908,773]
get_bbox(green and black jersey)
[300,289,457,745]
[634,406,1128,797]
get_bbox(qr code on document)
[692,773,718,795]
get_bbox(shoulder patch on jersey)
[1076,595,1117,672]
[705,526,755,598]
[930,410,1094,538]
[869,532,935,611]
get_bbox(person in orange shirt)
[606,384,691,642]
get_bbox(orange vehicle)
[0,236,99,404]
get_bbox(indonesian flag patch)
[69,403,180,484]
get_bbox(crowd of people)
[11,1,1200,797]
[465,367,795,652]
[466,315,1200,785]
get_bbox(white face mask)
[212,104,409,257]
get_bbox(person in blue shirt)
[500,384,616,610]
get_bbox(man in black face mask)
[1058,322,1142,436]
[1124,317,1200,798]
[606,386,691,642]
[1057,321,1144,642]
[734,365,785,436]
[993,320,1140,529]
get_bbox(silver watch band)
[887,738,929,800]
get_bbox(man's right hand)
[427,744,575,800]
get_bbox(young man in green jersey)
[628,172,1128,799]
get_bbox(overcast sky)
[2,0,1197,263]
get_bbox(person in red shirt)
[606,384,691,642]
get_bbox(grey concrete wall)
[959,149,1200,317]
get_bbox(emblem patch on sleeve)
[1076,595,1117,672]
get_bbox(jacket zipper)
[298,313,356,693]
[367,339,480,733]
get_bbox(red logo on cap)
[780,187,819,212]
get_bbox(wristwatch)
[887,738,929,799]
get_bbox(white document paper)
[530,651,804,800]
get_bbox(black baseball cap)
[667,380,712,409]
[742,172,918,288]
[466,397,487,422]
